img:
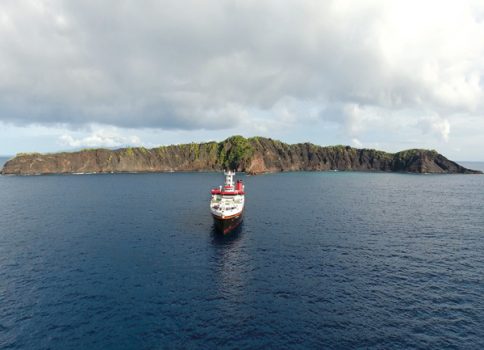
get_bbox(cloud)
[418,117,451,142]
[433,119,451,142]
[351,138,363,148]
[0,0,483,142]
[59,128,142,148]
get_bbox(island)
[1,136,481,175]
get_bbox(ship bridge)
[211,170,244,195]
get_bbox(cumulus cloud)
[418,117,451,142]
[0,0,483,143]
[59,129,142,148]
[433,119,451,142]
[351,138,363,148]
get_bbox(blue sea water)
[1,170,484,349]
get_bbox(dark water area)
[1,171,483,349]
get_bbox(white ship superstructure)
[210,170,245,233]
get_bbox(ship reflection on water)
[210,223,250,311]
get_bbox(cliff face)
[1,136,481,175]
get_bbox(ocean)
[1,168,484,349]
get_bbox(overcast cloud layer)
[1,0,484,158]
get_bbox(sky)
[0,0,483,160]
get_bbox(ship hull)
[212,211,243,235]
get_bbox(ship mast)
[224,170,235,190]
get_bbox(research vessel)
[210,170,245,234]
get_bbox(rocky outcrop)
[1,136,481,175]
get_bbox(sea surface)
[1,169,484,349]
